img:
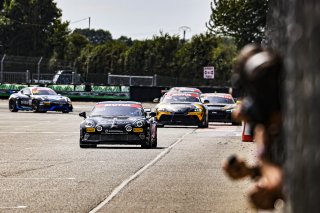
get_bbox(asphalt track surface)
[0,100,257,213]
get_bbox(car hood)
[156,102,199,112]
[33,95,67,101]
[88,116,145,126]
[206,103,234,110]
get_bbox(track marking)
[0,205,27,209]
[89,129,195,213]
[0,178,76,180]
[0,132,79,134]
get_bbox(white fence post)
[1,54,6,83]
[37,57,43,82]
[26,70,30,84]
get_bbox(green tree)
[117,36,133,47]
[175,34,218,80]
[73,28,112,45]
[87,41,128,75]
[0,0,68,56]
[206,0,268,48]
[64,32,89,62]
[124,40,151,75]
[124,33,180,76]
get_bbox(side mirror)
[203,100,210,104]
[153,98,159,103]
[79,112,86,118]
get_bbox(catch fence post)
[26,70,30,84]
[153,74,157,86]
[37,57,43,82]
[1,54,6,83]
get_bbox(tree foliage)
[0,0,68,56]
[206,0,269,48]
[73,28,112,45]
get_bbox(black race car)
[8,87,73,113]
[79,101,157,148]
[200,93,240,125]
[155,93,209,128]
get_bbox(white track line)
[0,206,27,209]
[0,132,79,134]
[89,129,195,213]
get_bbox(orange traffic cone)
[242,122,254,142]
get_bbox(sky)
[54,0,213,40]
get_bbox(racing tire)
[198,115,209,128]
[152,138,157,148]
[9,99,18,112]
[141,130,153,149]
[141,139,152,149]
[32,100,40,113]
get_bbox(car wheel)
[141,130,152,149]
[198,115,209,128]
[62,110,69,113]
[141,139,152,149]
[152,138,157,148]
[9,99,18,112]
[32,100,40,113]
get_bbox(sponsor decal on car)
[133,128,144,132]
[96,103,141,108]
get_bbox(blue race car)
[8,86,73,113]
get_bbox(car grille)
[208,110,231,121]
[88,134,141,142]
[159,114,199,124]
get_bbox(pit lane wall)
[0,84,130,101]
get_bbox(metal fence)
[106,73,229,87]
[1,71,29,84]
[0,55,229,87]
[0,54,74,84]
[107,74,156,86]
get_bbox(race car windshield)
[203,96,234,104]
[32,89,57,95]
[162,95,200,103]
[91,106,144,117]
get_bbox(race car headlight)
[135,120,145,127]
[85,120,95,128]
[193,107,203,112]
[96,125,103,132]
[65,97,72,103]
[158,108,169,112]
[193,104,204,112]
[125,125,133,132]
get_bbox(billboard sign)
[203,66,214,79]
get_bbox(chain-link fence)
[0,54,76,84]
[0,54,230,87]
[106,73,230,87]
[107,74,156,86]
